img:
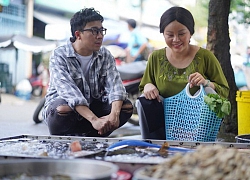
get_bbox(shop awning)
[0,34,56,53]
[33,10,70,25]
[33,10,129,44]
[34,10,71,41]
[0,34,13,48]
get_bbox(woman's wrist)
[204,80,210,87]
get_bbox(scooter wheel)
[33,98,45,124]
[32,86,42,97]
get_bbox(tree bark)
[207,0,238,135]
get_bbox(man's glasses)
[81,27,107,35]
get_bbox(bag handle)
[185,83,205,99]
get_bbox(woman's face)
[163,20,191,53]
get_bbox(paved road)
[0,93,141,139]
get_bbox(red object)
[69,141,82,152]
[112,170,132,180]
[115,58,123,66]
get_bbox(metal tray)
[1,134,250,174]
[2,134,250,147]
[0,135,113,159]
[0,159,118,180]
[1,134,250,158]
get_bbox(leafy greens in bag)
[204,94,231,119]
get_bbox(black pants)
[45,98,133,137]
[137,96,166,140]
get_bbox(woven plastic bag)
[163,83,222,142]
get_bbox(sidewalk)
[0,93,49,138]
[0,93,141,139]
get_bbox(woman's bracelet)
[204,80,210,87]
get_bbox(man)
[42,8,133,137]
[125,19,148,63]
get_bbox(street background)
[0,0,248,142]
[0,93,141,139]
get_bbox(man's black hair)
[70,8,104,42]
[127,19,136,29]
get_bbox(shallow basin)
[0,159,118,180]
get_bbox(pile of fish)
[137,145,250,179]
[0,139,108,158]
[0,138,192,164]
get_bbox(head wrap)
[159,7,195,35]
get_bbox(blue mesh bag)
[163,83,222,142]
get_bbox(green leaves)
[204,94,231,119]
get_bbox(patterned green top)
[139,47,229,98]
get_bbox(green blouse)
[139,47,229,98]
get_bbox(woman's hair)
[159,6,195,35]
[70,8,104,42]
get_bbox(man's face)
[74,20,105,56]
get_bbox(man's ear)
[75,31,81,40]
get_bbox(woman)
[136,6,229,140]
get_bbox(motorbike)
[29,75,43,97]
[116,59,146,125]
[33,59,147,126]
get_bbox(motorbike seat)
[117,61,147,80]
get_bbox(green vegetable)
[204,94,231,119]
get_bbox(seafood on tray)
[134,145,250,180]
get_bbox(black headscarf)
[159,6,195,35]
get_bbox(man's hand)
[76,105,113,135]
[98,113,119,135]
[76,101,122,135]
[91,117,113,135]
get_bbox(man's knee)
[56,105,73,116]
[121,100,133,113]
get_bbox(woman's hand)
[143,83,161,102]
[188,72,206,88]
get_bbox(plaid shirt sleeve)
[45,46,89,111]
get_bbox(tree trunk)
[207,0,238,135]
